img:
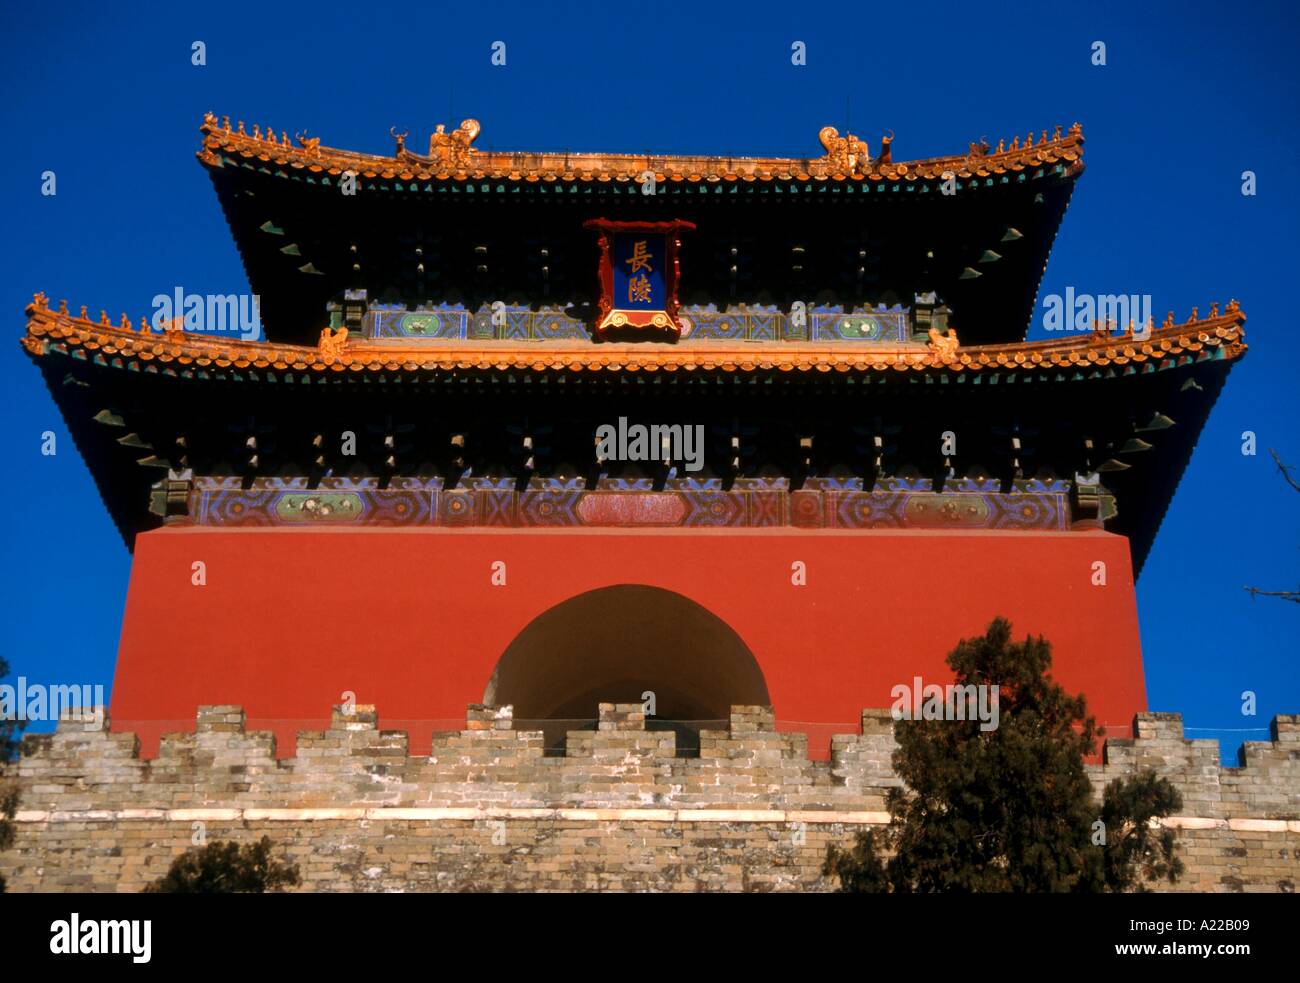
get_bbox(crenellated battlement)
[5,703,1296,892]
[11,703,1300,818]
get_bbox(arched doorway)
[484,584,770,754]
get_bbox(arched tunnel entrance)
[483,584,771,755]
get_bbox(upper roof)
[197,113,1084,185]
[197,113,1086,346]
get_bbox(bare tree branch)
[1270,449,1300,494]
[1246,451,1300,604]
[1243,586,1300,604]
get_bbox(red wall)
[111,527,1146,759]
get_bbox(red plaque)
[583,218,695,340]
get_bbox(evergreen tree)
[144,836,301,893]
[824,618,1184,892]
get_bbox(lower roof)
[21,293,1246,573]
[23,294,1245,379]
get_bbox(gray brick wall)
[2,704,1296,892]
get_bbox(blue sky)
[0,0,1295,762]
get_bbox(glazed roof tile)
[23,294,1245,379]
[197,114,1086,185]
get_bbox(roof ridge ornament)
[878,130,894,165]
[22,299,1245,375]
[199,112,1085,182]
[319,326,349,358]
[818,126,871,171]
[428,119,481,167]
[927,326,960,363]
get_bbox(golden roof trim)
[23,294,1245,377]
[197,113,1085,184]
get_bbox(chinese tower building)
[23,114,1247,759]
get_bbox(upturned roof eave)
[196,113,1086,186]
[22,295,1246,379]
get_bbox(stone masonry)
[2,704,1296,892]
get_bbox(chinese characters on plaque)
[583,219,695,339]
